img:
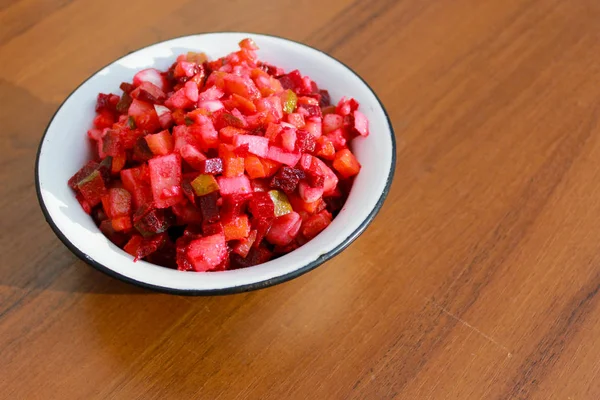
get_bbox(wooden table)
[2,0,600,398]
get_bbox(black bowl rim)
[34,32,397,296]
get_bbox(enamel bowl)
[35,32,396,295]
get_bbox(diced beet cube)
[99,219,128,246]
[186,233,228,271]
[233,143,251,158]
[124,235,143,258]
[217,175,251,195]
[69,160,100,190]
[93,110,115,129]
[101,129,123,157]
[353,110,369,136]
[295,130,316,153]
[171,200,203,225]
[298,103,322,118]
[198,192,220,224]
[148,153,183,208]
[230,245,273,268]
[266,211,301,246]
[77,170,108,207]
[247,201,274,246]
[132,137,153,163]
[95,93,119,113]
[299,155,339,196]
[233,134,269,157]
[92,207,108,225]
[197,158,224,175]
[130,81,167,104]
[202,221,223,236]
[116,91,133,114]
[220,193,252,222]
[319,90,331,107]
[248,192,275,220]
[133,206,172,237]
[145,239,177,270]
[266,146,301,167]
[133,68,168,92]
[270,166,304,193]
[126,233,166,262]
[304,169,325,188]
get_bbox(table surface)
[2,0,600,398]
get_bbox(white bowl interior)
[37,33,394,292]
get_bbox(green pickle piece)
[282,89,297,114]
[191,174,220,197]
[268,190,293,217]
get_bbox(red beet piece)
[133,206,172,237]
[197,158,224,175]
[220,193,252,222]
[198,191,220,224]
[295,130,316,153]
[230,245,273,269]
[130,81,167,104]
[270,166,304,193]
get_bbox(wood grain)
[2,0,600,398]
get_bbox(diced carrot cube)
[223,215,251,241]
[302,210,332,239]
[245,155,267,179]
[333,148,361,178]
[145,130,174,156]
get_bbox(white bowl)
[35,32,396,295]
